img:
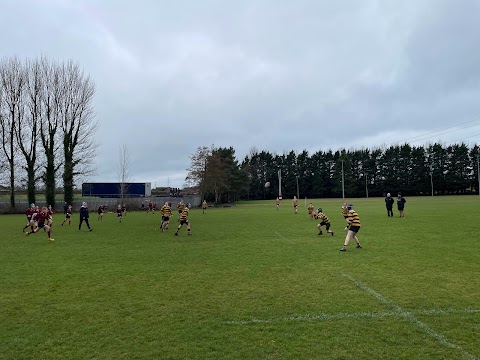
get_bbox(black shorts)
[162,216,170,221]
[178,210,183,214]
[38,222,45,228]
[180,219,189,225]
[66,214,71,218]
[349,226,360,233]
[397,206,404,211]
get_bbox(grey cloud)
[2,0,479,187]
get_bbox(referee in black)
[79,202,93,231]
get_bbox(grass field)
[1,196,479,360]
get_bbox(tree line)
[186,143,480,202]
[0,56,96,210]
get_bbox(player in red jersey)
[61,205,72,225]
[22,203,36,232]
[98,204,104,221]
[116,204,123,222]
[25,206,54,241]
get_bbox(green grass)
[0,197,479,359]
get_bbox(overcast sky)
[2,0,480,188]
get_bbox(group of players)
[23,204,56,241]
[23,195,364,250]
[277,196,362,252]
[157,199,195,236]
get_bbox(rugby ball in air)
[265,182,271,188]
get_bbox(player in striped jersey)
[292,196,299,214]
[174,205,191,236]
[160,202,172,231]
[315,208,334,236]
[307,203,315,219]
[176,200,185,221]
[340,204,362,252]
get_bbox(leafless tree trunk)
[39,57,63,208]
[0,57,25,210]
[16,58,41,206]
[60,60,97,205]
[117,144,130,204]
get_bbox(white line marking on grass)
[275,232,293,243]
[226,310,400,324]
[225,308,480,325]
[343,274,478,360]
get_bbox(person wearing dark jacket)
[397,193,406,218]
[385,193,394,217]
[79,202,93,231]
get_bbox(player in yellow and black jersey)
[160,202,172,231]
[315,208,334,236]
[307,203,315,219]
[292,196,299,214]
[174,205,191,236]
[340,204,362,252]
[176,200,185,221]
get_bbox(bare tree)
[117,144,130,204]
[185,145,212,202]
[16,58,42,205]
[0,57,25,209]
[60,60,97,205]
[39,57,63,207]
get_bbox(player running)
[22,203,36,232]
[160,201,172,231]
[315,208,334,236]
[202,200,207,214]
[340,204,362,252]
[276,197,280,210]
[61,205,72,226]
[174,204,191,236]
[292,196,299,214]
[116,205,123,223]
[176,200,185,221]
[307,202,315,219]
[98,204,104,221]
[25,206,54,241]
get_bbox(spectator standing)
[397,193,406,218]
[385,193,394,217]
